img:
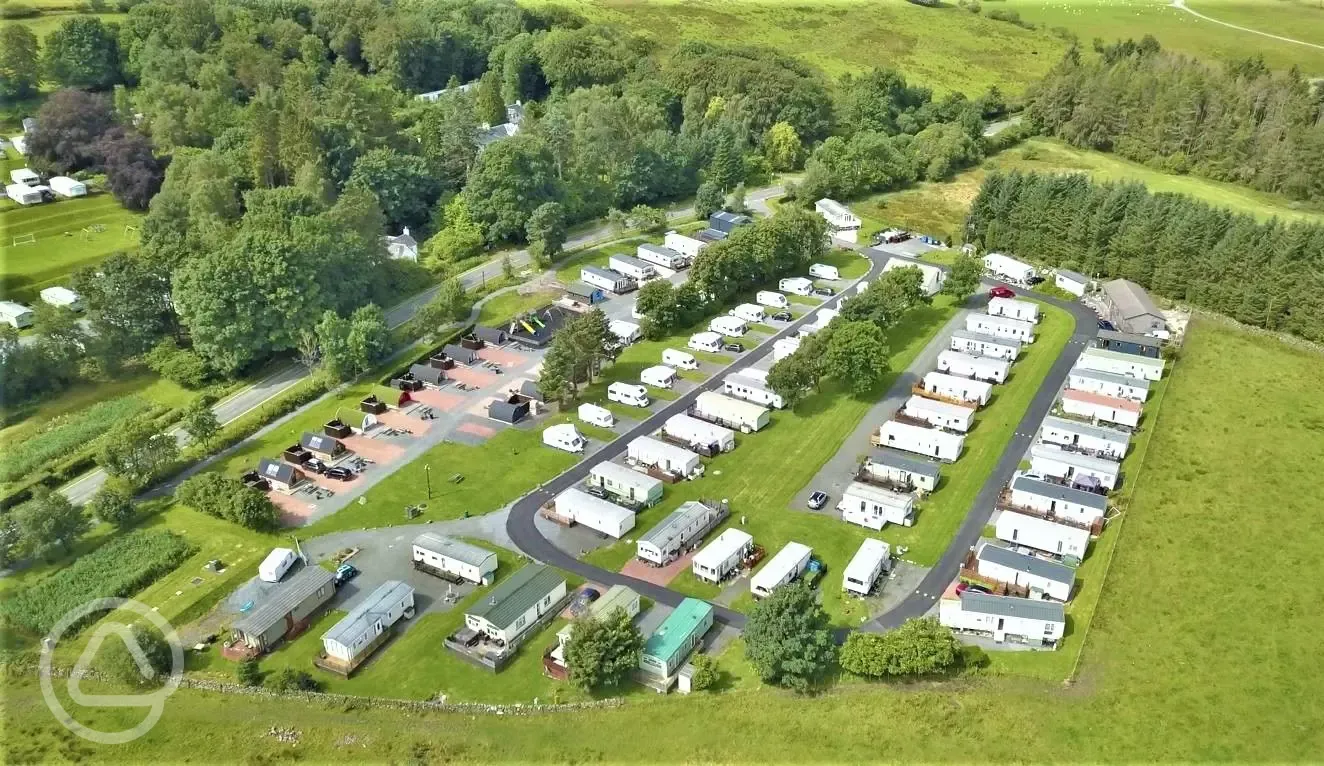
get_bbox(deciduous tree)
[180,396,220,447]
[12,488,86,561]
[42,16,121,90]
[825,320,890,394]
[943,252,982,301]
[839,618,961,678]
[743,580,836,692]
[97,419,179,487]
[99,625,174,688]
[0,25,42,101]
[525,201,567,263]
[565,608,645,691]
[88,479,137,528]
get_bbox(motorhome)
[662,348,699,370]
[640,365,678,389]
[607,382,650,408]
[756,290,789,309]
[688,331,722,353]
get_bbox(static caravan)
[876,420,965,462]
[627,436,704,479]
[939,589,1065,646]
[1076,347,1164,382]
[723,373,784,410]
[320,581,415,670]
[842,538,892,597]
[10,168,38,185]
[637,243,687,270]
[0,301,34,329]
[996,509,1089,559]
[976,542,1075,602]
[578,402,615,428]
[608,382,650,408]
[1094,329,1162,359]
[48,176,87,198]
[982,252,1036,283]
[967,313,1036,344]
[464,563,567,645]
[773,336,801,361]
[1060,389,1141,429]
[543,423,586,454]
[232,567,335,653]
[412,533,498,585]
[731,303,766,324]
[636,500,725,565]
[815,199,861,242]
[259,548,298,583]
[988,297,1040,323]
[608,254,657,281]
[937,350,1010,384]
[739,367,769,384]
[1039,416,1129,459]
[692,528,754,583]
[663,413,736,453]
[609,319,642,345]
[581,265,634,294]
[588,461,664,507]
[809,262,841,280]
[903,394,976,433]
[641,364,678,389]
[1054,269,1090,297]
[881,255,946,296]
[838,481,915,530]
[756,290,789,309]
[553,487,637,538]
[750,542,812,598]
[688,331,722,353]
[639,598,714,686]
[950,329,1021,361]
[662,349,698,370]
[664,230,705,260]
[779,277,813,296]
[693,391,770,433]
[1009,475,1107,526]
[6,184,42,205]
[709,315,747,337]
[862,448,941,492]
[1029,443,1120,490]
[39,286,83,311]
[1068,368,1149,402]
[922,371,993,407]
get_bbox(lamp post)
[425,464,432,500]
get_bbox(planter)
[360,395,387,415]
[324,419,352,439]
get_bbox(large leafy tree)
[98,127,167,210]
[73,253,176,365]
[42,16,121,90]
[12,489,87,562]
[179,396,220,447]
[474,70,507,127]
[942,252,983,302]
[565,608,644,691]
[465,136,562,242]
[525,201,567,263]
[0,25,41,101]
[347,148,440,232]
[825,321,890,394]
[97,419,180,487]
[839,618,961,678]
[98,625,173,688]
[25,89,118,174]
[88,479,138,529]
[424,194,485,268]
[418,93,479,190]
[762,121,803,171]
[743,580,836,691]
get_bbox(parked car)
[988,286,1015,300]
[812,286,834,297]
[585,484,610,499]
[722,342,745,353]
[324,466,353,481]
[569,587,601,617]
[955,581,991,596]
[806,491,829,510]
[1097,319,1116,331]
[770,311,793,322]
[303,458,328,474]
[334,564,359,586]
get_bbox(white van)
[809,263,840,280]
[607,382,650,408]
[662,348,699,370]
[779,277,813,296]
[578,402,615,428]
[259,548,297,583]
[709,315,747,337]
[640,365,677,389]
[731,303,766,324]
[756,290,789,309]
[688,331,722,353]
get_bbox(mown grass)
[0,191,145,300]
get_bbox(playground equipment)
[520,319,536,334]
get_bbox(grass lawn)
[0,373,193,450]
[475,288,563,326]
[0,192,145,301]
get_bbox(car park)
[722,342,745,353]
[770,311,793,322]
[807,491,829,510]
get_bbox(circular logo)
[38,597,185,745]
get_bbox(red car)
[988,286,1016,300]
[956,581,991,596]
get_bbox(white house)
[1054,269,1090,297]
[996,509,1090,559]
[412,533,498,585]
[903,394,976,433]
[692,391,770,433]
[636,243,687,270]
[982,252,1037,283]
[39,286,83,312]
[773,336,801,361]
[1060,389,1142,429]
[464,563,567,645]
[48,176,87,198]
[750,542,812,598]
[949,329,1021,361]
[588,461,664,507]
[1039,416,1131,459]
[1029,443,1120,491]
[664,230,706,260]
[383,228,418,260]
[921,371,993,407]
[838,481,915,530]
[1068,368,1150,402]
[627,435,704,479]
[1076,347,1164,382]
[1010,474,1107,526]
[636,500,725,566]
[722,372,784,409]
[543,423,586,454]
[842,538,892,597]
[988,297,1040,323]
[876,420,965,461]
[881,255,946,296]
[939,589,1065,646]
[691,528,754,583]
[966,313,1036,343]
[321,581,415,667]
[936,350,1010,384]
[553,487,637,538]
[663,413,736,453]
[862,448,942,492]
[976,542,1075,602]
[608,254,657,281]
[815,198,861,243]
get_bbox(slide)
[521,320,536,334]
[531,315,546,329]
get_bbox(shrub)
[0,396,148,483]
[99,624,172,687]
[689,652,719,691]
[265,668,321,693]
[237,659,262,687]
[146,341,211,388]
[174,473,277,531]
[0,4,40,19]
[839,618,962,679]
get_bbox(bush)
[175,473,277,531]
[839,618,962,679]
[146,341,211,388]
[265,668,321,693]
[987,8,1034,28]
[237,659,262,687]
[688,652,719,691]
[0,4,40,19]
[99,624,173,687]
[88,479,137,528]
[0,396,149,483]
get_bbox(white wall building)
[1076,347,1164,382]
[988,297,1040,323]
[902,394,976,433]
[688,331,723,353]
[637,243,687,270]
[937,350,1010,384]
[773,336,801,361]
[996,509,1090,558]
[48,176,87,198]
[640,364,677,389]
[663,413,736,453]
[862,448,942,492]
[750,542,812,598]
[1054,269,1090,297]
[543,423,586,453]
[1009,475,1107,526]
[39,286,83,311]
[842,538,892,597]
[838,481,916,530]
[412,533,498,585]
[691,528,754,584]
[1060,389,1142,428]
[581,265,633,293]
[949,329,1021,361]
[1038,416,1130,459]
[815,199,861,243]
[1028,443,1120,490]
[693,391,770,433]
[779,277,813,296]
[664,230,706,260]
[709,315,748,337]
[553,488,637,538]
[940,590,1065,646]
[636,500,724,566]
[982,252,1037,283]
[922,371,993,406]
[464,563,567,645]
[1068,368,1150,402]
[976,542,1075,602]
[627,435,704,479]
[876,420,965,461]
[966,313,1036,343]
[722,372,784,409]
[321,581,415,665]
[608,254,657,281]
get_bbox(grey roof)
[1102,279,1162,320]
[517,379,544,401]
[582,265,626,282]
[412,533,497,570]
[1069,367,1150,391]
[1097,329,1160,348]
[867,448,942,480]
[234,566,334,636]
[710,211,751,227]
[565,281,602,299]
[467,563,565,630]
[1029,443,1120,474]
[1055,268,1089,284]
[609,254,653,270]
[959,591,1065,622]
[1041,415,1132,446]
[639,243,680,257]
[300,432,342,454]
[696,228,728,241]
[410,363,445,385]
[951,328,1022,350]
[323,580,414,648]
[639,501,715,549]
[258,458,297,485]
[477,122,519,146]
[488,399,527,422]
[443,344,477,362]
[386,231,417,249]
[474,326,507,345]
[1012,475,1107,509]
[977,542,1076,586]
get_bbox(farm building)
[722,372,784,409]
[950,329,1021,361]
[565,281,606,305]
[838,481,916,530]
[988,297,1040,323]
[1054,269,1090,297]
[412,533,498,585]
[639,598,714,688]
[982,253,1036,283]
[1039,416,1130,459]
[319,580,415,674]
[1010,474,1108,525]
[608,254,656,281]
[976,542,1076,602]
[627,436,704,479]
[1060,389,1142,428]
[232,566,336,653]
[636,500,725,565]
[842,538,892,597]
[876,420,965,461]
[692,391,770,433]
[663,413,736,453]
[750,542,813,598]
[773,336,801,361]
[939,588,1065,647]
[0,301,33,329]
[1068,368,1150,402]
[879,254,946,296]
[966,313,1036,343]
[903,394,976,433]
[922,371,993,406]
[581,265,634,294]
[1094,329,1162,359]
[815,198,862,242]
[692,528,754,584]
[937,350,1010,384]
[1100,279,1167,336]
[488,399,530,424]
[1028,443,1121,491]
[464,563,568,645]
[257,458,304,492]
[1076,347,1164,382]
[709,210,752,234]
[663,231,706,259]
[39,286,83,311]
[996,509,1090,559]
[300,432,345,461]
[637,243,687,270]
[553,488,637,538]
[862,448,941,492]
[48,176,87,198]
[588,461,664,507]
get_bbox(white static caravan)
[976,542,1076,602]
[636,500,725,566]
[664,230,706,260]
[922,371,993,407]
[627,435,704,479]
[588,461,664,507]
[543,423,586,454]
[688,331,723,354]
[1039,416,1131,460]
[10,135,27,155]
[693,391,771,433]
[1060,389,1141,429]
[815,199,861,243]
[581,265,633,294]
[39,286,83,312]
[779,277,813,296]
[750,542,813,598]
[838,481,915,530]
[609,319,642,345]
[662,348,698,370]
[321,581,416,667]
[756,290,789,310]
[842,539,892,597]
[259,548,298,583]
[939,590,1065,647]
[967,313,1036,344]
[1029,443,1121,491]
[877,420,965,462]
[1068,367,1149,402]
[1009,475,1108,526]
[10,168,38,185]
[1054,269,1090,297]
[48,176,87,198]
[1076,347,1164,382]
[881,255,946,296]
[996,509,1090,559]
[6,184,42,205]
[412,533,498,585]
[663,413,736,453]
[608,254,657,281]
[950,329,1021,361]
[608,382,650,408]
[937,350,1011,384]
[731,303,766,324]
[773,336,801,361]
[553,487,637,539]
[692,528,754,584]
[640,365,678,389]
[809,262,841,280]
[578,402,615,428]
[636,243,687,270]
[982,252,1037,283]
[903,394,976,433]
[988,297,1040,323]
[863,448,942,492]
[723,372,784,410]
[709,315,748,337]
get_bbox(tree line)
[968,171,1324,343]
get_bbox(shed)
[1054,269,1090,297]
[1029,443,1121,490]
[838,481,915,530]
[257,458,304,491]
[995,509,1090,558]
[922,371,992,406]
[0,301,35,329]
[1094,329,1162,359]
[589,461,664,507]
[692,528,753,583]
[939,588,1065,646]
[639,598,714,684]
[903,394,976,433]
[1077,347,1164,382]
[474,326,509,346]
[409,363,445,386]
[1039,416,1130,459]
[443,344,480,365]
[516,379,545,402]
[412,533,498,585]
[1100,279,1166,336]
[876,420,965,462]
[489,399,529,423]
[750,542,812,598]
[692,391,770,433]
[48,176,87,198]
[1067,368,1150,402]
[636,500,725,566]
[976,541,1076,602]
[232,566,335,653]
[862,448,941,492]
[842,538,891,597]
[708,210,751,234]
[565,281,606,304]
[320,580,415,670]
[299,432,345,460]
[39,286,83,311]
[949,329,1021,361]
[553,487,637,538]
[966,313,1036,343]
[464,563,568,644]
[1010,474,1107,525]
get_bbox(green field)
[0,192,144,300]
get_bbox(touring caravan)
[607,382,651,408]
[609,319,642,345]
[662,348,699,370]
[750,542,812,598]
[578,402,615,428]
[640,365,678,389]
[259,548,298,583]
[688,331,722,353]
[709,315,747,337]
[542,423,586,454]
[756,290,789,309]
[809,263,840,280]
[731,303,766,324]
[779,277,813,296]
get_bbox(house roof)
[843,538,891,583]
[412,533,497,571]
[971,313,1035,331]
[1062,388,1142,413]
[1011,475,1108,509]
[951,328,1022,350]
[710,211,751,226]
[591,460,662,491]
[867,447,942,479]
[0,301,33,318]
[300,432,342,454]
[386,230,417,249]
[565,281,602,299]
[488,400,527,422]
[234,566,334,637]
[477,122,519,146]
[959,591,1065,623]
[257,458,298,485]
[977,542,1076,586]
[1096,329,1160,348]
[639,501,716,549]
[1041,416,1132,446]
[467,563,565,630]
[582,265,625,282]
[843,481,913,509]
[815,198,853,218]
[443,344,476,361]
[643,598,713,664]
[474,325,507,345]
[696,228,727,242]
[1102,279,1162,320]
[639,243,680,256]
[1056,268,1089,284]
[323,580,414,648]
[1029,443,1120,474]
[1069,367,1150,391]
[1082,347,1163,369]
[410,363,445,385]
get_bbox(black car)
[723,342,745,353]
[807,491,830,510]
[585,484,610,499]
[324,466,354,481]
[303,458,328,474]
[770,311,793,322]
[1097,319,1116,331]
[812,286,834,297]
